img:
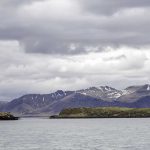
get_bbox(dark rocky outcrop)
[0,112,19,120]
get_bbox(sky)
[0,0,150,101]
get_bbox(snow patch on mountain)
[77,86,123,101]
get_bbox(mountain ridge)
[0,84,150,116]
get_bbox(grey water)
[0,118,150,150]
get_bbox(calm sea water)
[0,118,150,150]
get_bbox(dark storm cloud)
[0,0,43,6]
[1,0,150,101]
[0,0,150,54]
[80,0,150,15]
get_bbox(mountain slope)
[77,86,123,102]
[0,101,7,110]
[1,84,150,116]
[39,93,116,114]
[1,90,73,115]
[117,84,150,103]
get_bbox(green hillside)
[50,107,150,118]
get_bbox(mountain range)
[0,84,150,116]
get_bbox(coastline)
[0,112,19,120]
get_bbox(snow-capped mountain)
[122,85,150,95]
[1,90,74,114]
[1,84,150,116]
[77,86,123,102]
[117,84,150,103]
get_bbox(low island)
[50,107,150,118]
[0,112,19,120]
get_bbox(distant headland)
[50,107,150,118]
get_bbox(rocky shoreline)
[0,112,19,120]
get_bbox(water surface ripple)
[0,118,150,150]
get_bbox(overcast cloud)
[0,0,150,101]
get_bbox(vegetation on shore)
[0,112,19,120]
[50,107,150,118]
